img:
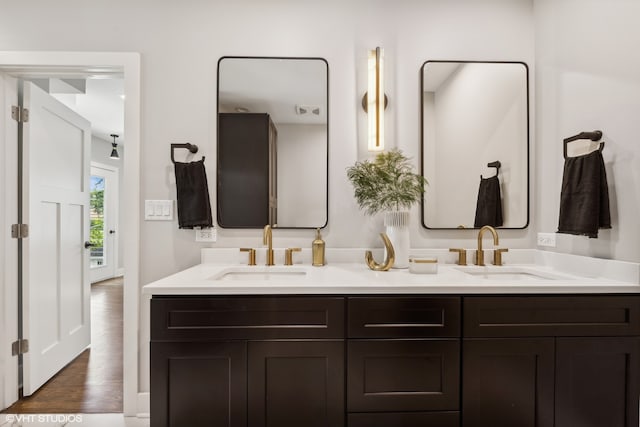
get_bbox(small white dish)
[409,257,438,274]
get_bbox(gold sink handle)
[365,233,396,271]
[240,248,256,266]
[284,247,302,266]
[493,248,509,266]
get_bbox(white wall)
[0,0,535,393]
[91,135,125,271]
[277,124,327,227]
[534,0,640,262]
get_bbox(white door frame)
[0,51,140,416]
[0,74,19,410]
[90,162,120,283]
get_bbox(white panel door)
[89,164,119,283]
[22,81,91,396]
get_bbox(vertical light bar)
[368,47,384,152]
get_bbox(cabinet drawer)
[151,296,344,340]
[348,411,459,427]
[464,296,640,337]
[348,297,460,338]
[347,339,460,412]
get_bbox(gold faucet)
[475,225,499,266]
[263,225,275,266]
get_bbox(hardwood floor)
[4,277,123,413]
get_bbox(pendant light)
[110,134,120,160]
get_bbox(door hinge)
[11,223,29,238]
[11,339,29,356]
[11,105,29,123]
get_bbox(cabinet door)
[248,340,345,427]
[348,339,459,412]
[150,341,246,427]
[555,337,640,427]
[463,338,554,427]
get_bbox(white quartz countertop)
[143,250,640,295]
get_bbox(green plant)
[346,149,427,216]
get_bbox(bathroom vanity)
[145,251,640,427]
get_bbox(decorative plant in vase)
[347,149,427,268]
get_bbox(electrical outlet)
[537,232,556,247]
[195,227,217,242]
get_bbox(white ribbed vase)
[384,210,410,269]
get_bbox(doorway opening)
[0,52,141,416]
[2,76,124,413]
[3,276,124,413]
[89,163,121,284]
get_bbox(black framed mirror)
[421,60,529,229]
[217,56,328,229]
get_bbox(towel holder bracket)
[563,130,604,159]
[171,143,200,164]
[481,160,501,179]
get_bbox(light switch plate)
[144,200,174,221]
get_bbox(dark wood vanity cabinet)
[150,294,640,427]
[150,296,344,427]
[346,297,461,426]
[463,296,640,427]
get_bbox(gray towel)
[557,150,611,238]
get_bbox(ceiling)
[50,77,125,144]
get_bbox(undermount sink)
[455,266,567,281]
[209,266,308,281]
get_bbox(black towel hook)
[171,143,202,164]
[563,130,603,159]
[481,160,501,179]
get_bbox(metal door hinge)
[11,105,29,123]
[12,339,29,356]
[11,223,29,238]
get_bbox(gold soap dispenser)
[312,228,326,266]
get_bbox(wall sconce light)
[109,133,120,160]
[362,47,387,152]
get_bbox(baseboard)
[137,392,150,418]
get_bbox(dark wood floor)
[4,277,123,413]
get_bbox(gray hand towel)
[557,150,611,238]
